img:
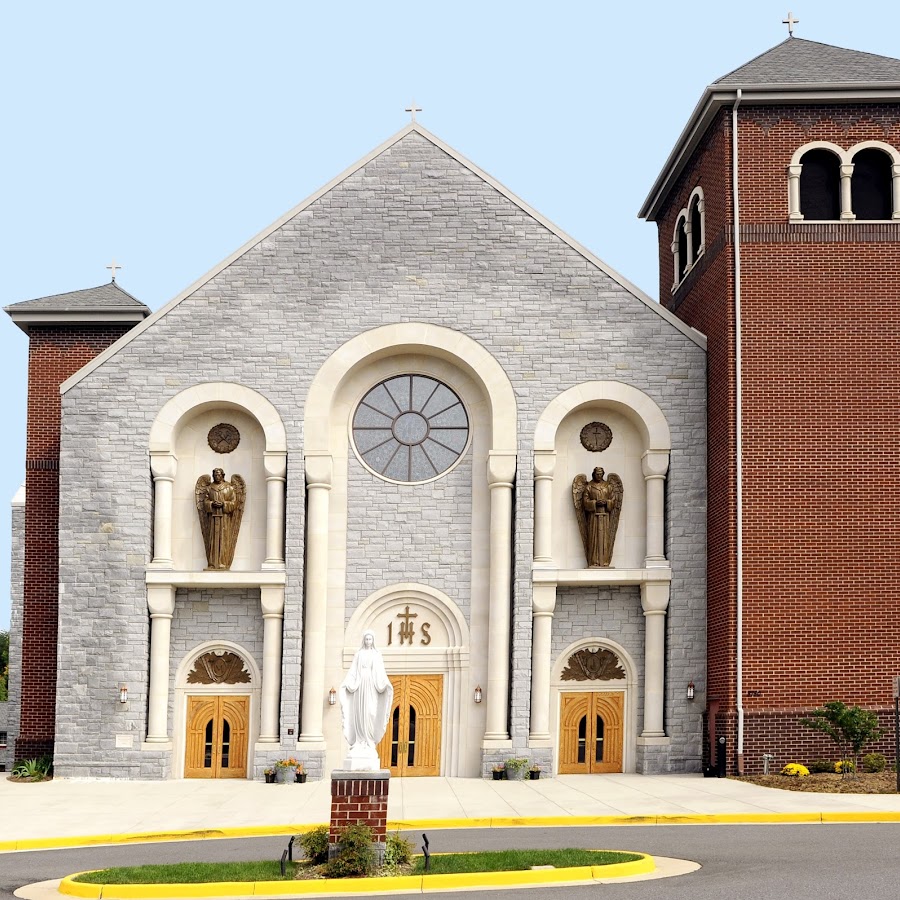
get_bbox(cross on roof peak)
[106,259,123,282]
[782,11,800,37]
[405,100,422,123]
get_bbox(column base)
[635,736,671,775]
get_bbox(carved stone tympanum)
[573,467,623,567]
[207,423,241,454]
[187,651,251,684]
[195,469,246,570]
[561,648,625,682]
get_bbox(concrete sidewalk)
[3,774,900,849]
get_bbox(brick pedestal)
[329,769,390,863]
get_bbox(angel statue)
[195,468,246,570]
[572,467,623,568]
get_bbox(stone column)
[892,164,900,219]
[670,238,680,290]
[299,453,332,744]
[532,451,556,565]
[683,219,694,269]
[788,164,803,220]
[149,453,177,568]
[529,582,557,741]
[484,451,516,741]
[262,452,287,569]
[840,163,855,220]
[640,582,670,738]
[642,451,669,567]
[259,585,285,743]
[146,584,176,742]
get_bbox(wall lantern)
[328,687,337,706]
[686,681,695,701]
[119,685,128,704]
[474,685,483,704]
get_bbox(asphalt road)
[2,824,899,900]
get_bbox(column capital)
[260,584,285,618]
[147,584,176,617]
[488,451,517,486]
[264,451,287,480]
[533,450,557,480]
[532,582,557,615]
[305,452,333,487]
[840,163,855,177]
[149,451,177,480]
[640,581,670,615]
[641,450,670,478]
[787,164,803,177]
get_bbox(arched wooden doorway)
[377,674,442,776]
[558,691,624,774]
[184,695,249,779]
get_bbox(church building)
[4,34,898,779]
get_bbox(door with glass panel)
[184,695,249,778]
[377,675,442,776]
[558,691,624,774]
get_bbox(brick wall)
[656,102,900,772]
[329,774,389,844]
[16,324,133,761]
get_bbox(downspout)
[732,89,744,772]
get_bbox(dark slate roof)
[715,37,900,86]
[5,281,150,314]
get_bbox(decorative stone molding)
[561,648,626,682]
[187,651,251,685]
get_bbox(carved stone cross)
[106,259,122,282]
[405,100,422,123]
[782,11,799,36]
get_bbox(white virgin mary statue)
[339,631,394,770]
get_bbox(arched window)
[799,148,840,220]
[689,193,703,261]
[851,148,892,220]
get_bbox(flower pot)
[492,769,505,780]
[295,772,307,783]
[264,772,277,783]
[276,767,293,783]
[529,770,540,780]
[505,767,525,781]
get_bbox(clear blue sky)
[2,1,899,629]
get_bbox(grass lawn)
[73,849,642,884]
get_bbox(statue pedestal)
[329,769,390,864]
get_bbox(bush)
[383,832,414,872]
[298,825,329,864]
[862,753,886,773]
[326,824,376,878]
[835,760,855,774]
[808,759,833,774]
[781,763,810,777]
[11,756,53,780]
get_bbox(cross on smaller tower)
[782,11,799,36]
[405,100,422,123]
[106,259,123,282]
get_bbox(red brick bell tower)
[5,281,149,760]
[640,37,900,773]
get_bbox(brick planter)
[329,770,390,865]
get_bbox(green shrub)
[326,824,376,878]
[298,825,329,864]
[11,756,53,780]
[835,759,855,774]
[808,759,833,774]
[383,832,414,872]
[862,753,886,773]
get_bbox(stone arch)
[534,381,670,452]
[304,323,517,453]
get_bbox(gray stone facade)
[3,493,24,772]
[54,129,706,778]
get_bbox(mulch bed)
[732,772,898,794]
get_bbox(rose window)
[352,375,469,482]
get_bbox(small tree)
[799,701,883,777]
[0,630,9,702]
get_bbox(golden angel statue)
[195,468,246,570]
[572,467,623,568]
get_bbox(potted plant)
[263,767,277,784]
[275,756,300,783]
[491,763,506,781]
[528,763,541,780]
[295,763,307,783]
[505,757,529,781]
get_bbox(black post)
[716,735,727,778]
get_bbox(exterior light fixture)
[687,681,695,701]
[474,685,483,704]
[328,687,337,706]
[119,685,128,704]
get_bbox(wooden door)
[185,695,249,779]
[377,675,442,776]
[558,691,624,774]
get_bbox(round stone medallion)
[207,423,241,454]
[580,421,613,452]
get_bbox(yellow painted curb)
[59,854,655,898]
[820,811,900,823]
